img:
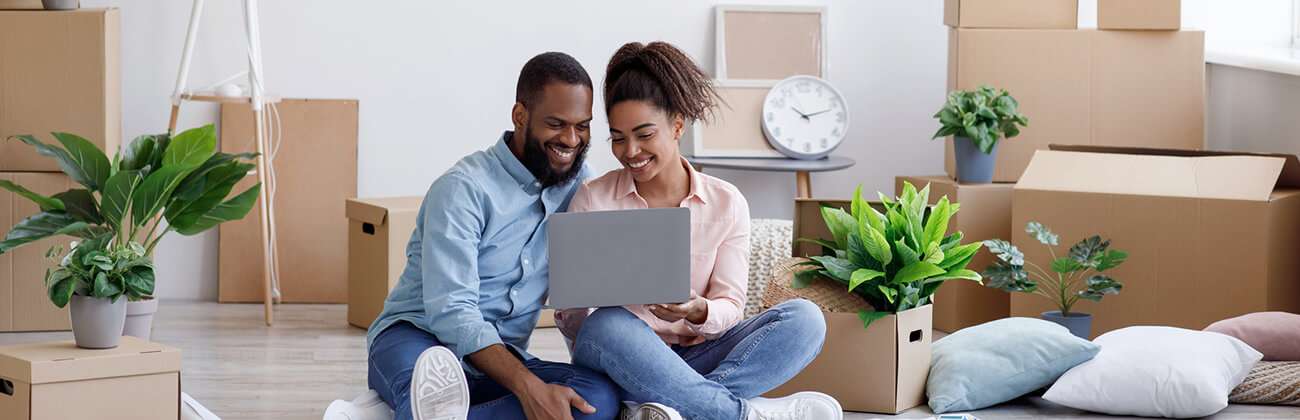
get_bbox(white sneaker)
[323,389,395,420]
[620,401,684,420]
[746,392,843,420]
[410,346,470,420]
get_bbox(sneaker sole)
[410,346,470,420]
[625,403,682,420]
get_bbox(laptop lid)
[547,207,692,309]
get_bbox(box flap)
[1050,145,1300,189]
[1020,149,1293,201]
[0,337,180,384]
[346,197,423,225]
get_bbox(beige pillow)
[1205,312,1300,361]
[1230,361,1300,406]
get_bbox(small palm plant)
[982,222,1127,316]
[794,181,984,328]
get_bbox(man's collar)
[493,131,544,191]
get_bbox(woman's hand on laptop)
[648,290,709,324]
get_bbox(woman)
[555,41,842,420]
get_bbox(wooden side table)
[686,156,856,198]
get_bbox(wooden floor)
[1,302,1296,420]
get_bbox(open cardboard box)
[0,337,180,419]
[1012,145,1300,336]
[764,263,932,413]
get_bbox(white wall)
[81,0,949,300]
[84,0,1298,301]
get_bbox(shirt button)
[523,258,530,265]
[511,290,519,296]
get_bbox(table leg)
[796,171,812,198]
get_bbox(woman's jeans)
[572,299,827,420]
[368,321,620,420]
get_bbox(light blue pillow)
[927,317,1100,414]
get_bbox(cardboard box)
[1012,146,1300,337]
[0,0,43,9]
[0,337,180,419]
[768,304,932,413]
[791,198,849,258]
[945,29,1204,182]
[0,173,72,332]
[0,9,120,172]
[943,0,1078,29]
[346,197,421,328]
[897,176,1012,332]
[1098,0,1180,30]
[219,99,359,303]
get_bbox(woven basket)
[1231,361,1300,406]
[761,257,873,314]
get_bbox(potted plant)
[982,222,1127,339]
[0,125,260,348]
[794,181,985,327]
[930,85,1028,184]
[773,181,985,413]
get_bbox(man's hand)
[468,344,596,420]
[648,290,709,324]
[518,378,596,420]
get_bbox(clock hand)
[804,108,832,118]
[790,105,810,119]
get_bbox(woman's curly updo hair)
[603,41,721,124]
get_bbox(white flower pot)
[124,298,159,340]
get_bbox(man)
[367,52,618,420]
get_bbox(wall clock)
[761,75,849,160]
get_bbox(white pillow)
[1044,326,1262,418]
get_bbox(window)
[1294,0,1300,48]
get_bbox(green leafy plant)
[931,85,1029,154]
[982,222,1127,315]
[793,181,984,328]
[0,125,262,307]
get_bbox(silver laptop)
[547,207,692,309]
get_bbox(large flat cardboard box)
[0,173,72,332]
[0,337,180,419]
[219,99,359,303]
[1012,146,1300,337]
[945,29,1204,182]
[1098,0,1180,30]
[346,197,422,328]
[944,0,1078,29]
[0,9,120,172]
[768,304,932,413]
[897,176,1012,332]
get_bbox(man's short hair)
[516,52,593,107]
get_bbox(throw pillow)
[1044,326,1263,418]
[1205,312,1300,361]
[927,317,1100,414]
[1230,361,1300,406]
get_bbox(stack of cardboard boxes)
[897,0,1208,334]
[0,8,120,333]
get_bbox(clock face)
[761,76,849,160]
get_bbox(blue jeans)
[572,299,827,420]
[368,321,620,420]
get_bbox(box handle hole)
[362,223,376,235]
[1,378,13,396]
[909,329,923,343]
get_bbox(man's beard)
[519,129,588,188]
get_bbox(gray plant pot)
[123,298,158,340]
[1042,311,1092,339]
[70,295,127,349]
[953,136,998,184]
[41,0,78,10]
